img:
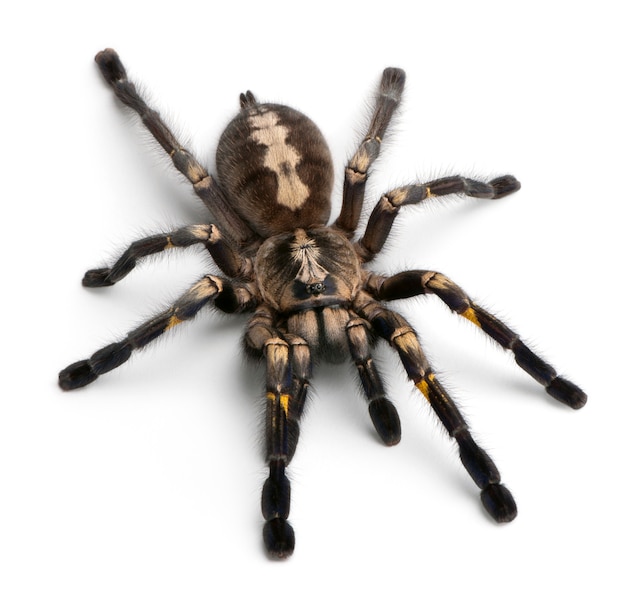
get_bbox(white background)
[2,1,623,592]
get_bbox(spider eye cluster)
[306,282,326,295]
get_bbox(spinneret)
[59,49,586,559]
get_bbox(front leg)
[245,311,312,559]
[367,270,587,409]
[346,314,401,445]
[262,337,297,559]
[355,295,517,523]
[59,276,253,390]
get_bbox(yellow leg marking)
[267,392,289,416]
[425,186,433,198]
[415,373,436,401]
[164,236,175,249]
[279,394,290,417]
[461,307,481,327]
[165,315,183,330]
[415,378,429,399]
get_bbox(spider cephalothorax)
[255,228,361,312]
[59,49,586,560]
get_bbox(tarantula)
[59,49,586,559]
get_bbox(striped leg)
[261,337,296,559]
[356,296,517,522]
[369,270,587,409]
[282,335,312,461]
[333,67,405,236]
[59,275,246,390]
[355,175,520,262]
[346,315,401,445]
[94,49,254,244]
[83,224,253,287]
[245,313,313,559]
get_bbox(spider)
[59,49,587,559]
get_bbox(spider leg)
[94,49,255,244]
[355,175,520,262]
[333,67,406,237]
[346,315,401,445]
[59,276,253,390]
[83,224,253,287]
[245,310,312,559]
[356,294,517,523]
[282,334,312,459]
[367,270,587,409]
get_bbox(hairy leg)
[367,270,586,409]
[83,224,253,287]
[333,67,405,236]
[59,276,252,390]
[245,310,313,559]
[355,293,517,522]
[355,175,520,262]
[95,49,255,244]
[346,314,401,445]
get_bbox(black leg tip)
[368,398,401,446]
[95,48,125,83]
[82,268,114,287]
[466,179,497,198]
[381,67,406,99]
[262,463,291,521]
[481,484,517,523]
[546,377,587,409]
[490,175,521,198]
[263,518,295,560]
[58,361,97,391]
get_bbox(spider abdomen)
[216,103,334,237]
